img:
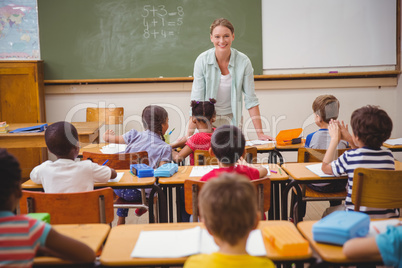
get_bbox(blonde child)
[103,105,172,224]
[184,173,274,268]
[0,149,96,266]
[172,99,216,165]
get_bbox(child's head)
[211,125,245,164]
[142,105,169,140]
[312,95,340,124]
[191,98,216,125]
[199,173,258,246]
[350,105,392,148]
[0,149,22,211]
[45,121,79,158]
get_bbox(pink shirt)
[201,165,260,181]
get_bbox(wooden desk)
[297,220,383,266]
[383,139,402,152]
[100,221,312,267]
[0,122,101,149]
[158,165,289,222]
[21,170,166,223]
[281,162,348,222]
[33,224,110,266]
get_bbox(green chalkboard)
[38,0,262,80]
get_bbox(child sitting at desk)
[321,105,398,218]
[184,173,274,268]
[172,99,216,165]
[0,149,96,266]
[201,125,267,181]
[103,105,172,224]
[30,121,116,192]
[343,224,402,268]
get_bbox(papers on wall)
[131,226,267,258]
[305,163,334,177]
[189,166,219,177]
[384,138,402,146]
[246,140,275,146]
[100,143,127,154]
[108,172,124,182]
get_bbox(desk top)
[100,221,312,266]
[1,122,100,136]
[34,224,110,265]
[21,169,155,189]
[281,162,347,181]
[297,220,381,264]
[158,164,289,185]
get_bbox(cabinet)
[0,61,46,179]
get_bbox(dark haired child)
[322,105,397,218]
[184,173,274,268]
[30,121,116,193]
[0,149,96,266]
[172,99,216,165]
[103,105,172,224]
[201,125,267,181]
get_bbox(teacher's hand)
[257,133,274,141]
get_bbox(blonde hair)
[210,18,234,35]
[199,173,257,246]
[312,95,340,123]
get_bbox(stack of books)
[0,122,9,133]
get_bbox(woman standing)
[188,18,272,140]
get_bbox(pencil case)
[27,213,50,223]
[154,163,178,177]
[130,164,154,178]
[262,225,309,256]
[312,211,370,245]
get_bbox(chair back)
[86,107,124,143]
[82,151,149,169]
[297,147,349,163]
[184,177,271,220]
[193,150,218,166]
[245,146,258,164]
[19,187,114,224]
[352,168,402,212]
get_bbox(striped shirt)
[0,211,51,268]
[330,147,398,218]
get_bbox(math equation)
[142,5,184,39]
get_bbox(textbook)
[131,226,266,258]
[9,123,48,133]
[305,163,334,177]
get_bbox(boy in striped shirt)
[0,149,95,267]
[322,105,398,218]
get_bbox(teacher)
[188,18,273,140]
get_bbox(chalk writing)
[142,5,184,39]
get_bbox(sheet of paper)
[189,165,219,177]
[131,227,201,258]
[262,165,271,176]
[100,143,127,154]
[305,163,334,177]
[367,219,400,237]
[108,172,124,182]
[246,140,275,146]
[384,138,402,146]
[199,229,266,256]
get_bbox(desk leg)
[148,184,167,223]
[168,187,173,223]
[274,182,280,220]
[268,183,274,220]
[175,186,182,223]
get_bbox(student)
[321,105,398,218]
[0,149,96,266]
[30,121,116,193]
[103,105,172,224]
[172,99,216,165]
[201,125,267,181]
[343,225,402,268]
[184,173,274,268]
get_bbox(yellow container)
[262,225,309,256]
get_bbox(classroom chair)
[290,148,349,223]
[193,150,218,166]
[82,151,157,221]
[86,107,124,143]
[352,168,402,212]
[184,177,271,221]
[245,146,258,164]
[19,187,114,224]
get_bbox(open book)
[100,143,127,154]
[131,226,266,258]
[305,163,334,177]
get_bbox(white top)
[214,73,232,115]
[30,159,112,193]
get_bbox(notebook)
[10,123,48,133]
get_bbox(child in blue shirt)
[103,105,172,224]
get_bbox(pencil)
[278,167,282,175]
